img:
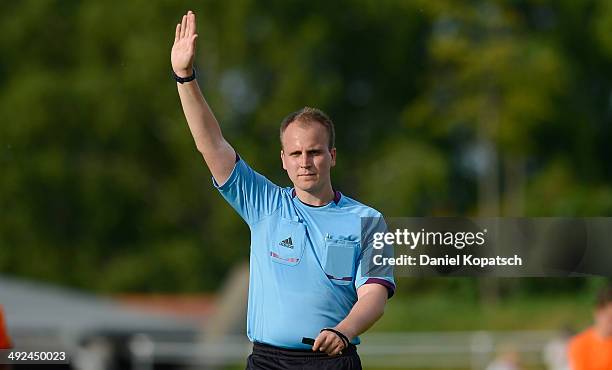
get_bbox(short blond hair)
[279,107,335,149]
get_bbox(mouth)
[298,174,316,178]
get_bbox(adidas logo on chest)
[279,237,294,249]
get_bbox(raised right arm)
[171,10,235,185]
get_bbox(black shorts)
[246,341,362,370]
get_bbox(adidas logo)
[279,237,294,249]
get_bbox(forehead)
[281,120,329,148]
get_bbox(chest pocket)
[324,235,359,285]
[269,218,306,266]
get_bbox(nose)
[299,152,312,168]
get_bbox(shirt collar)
[291,189,341,206]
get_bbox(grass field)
[372,291,594,332]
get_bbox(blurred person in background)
[486,344,521,370]
[171,10,394,370]
[543,326,573,370]
[568,284,612,370]
[0,305,11,370]
[0,305,10,349]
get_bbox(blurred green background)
[1,0,611,334]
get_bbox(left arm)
[312,284,388,355]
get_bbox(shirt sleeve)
[354,215,396,298]
[213,155,283,226]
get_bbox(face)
[281,121,336,194]
[595,303,612,337]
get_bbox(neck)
[595,326,612,339]
[294,184,335,206]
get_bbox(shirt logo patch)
[279,237,294,249]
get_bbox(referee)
[172,11,395,370]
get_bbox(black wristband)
[172,68,196,84]
[320,328,349,349]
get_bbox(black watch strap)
[173,68,196,84]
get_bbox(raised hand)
[171,10,198,77]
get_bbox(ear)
[281,150,287,170]
[330,147,337,167]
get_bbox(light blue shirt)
[214,157,395,349]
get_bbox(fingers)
[174,23,180,43]
[312,332,343,356]
[190,11,196,34]
[190,34,198,49]
[185,12,191,36]
[177,11,195,41]
[323,339,343,356]
[180,14,187,38]
[328,342,344,356]
[312,334,323,352]
[312,331,333,352]
[186,10,195,36]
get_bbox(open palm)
[171,11,198,76]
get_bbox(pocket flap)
[324,236,358,284]
[270,218,306,266]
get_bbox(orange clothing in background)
[0,306,10,349]
[569,327,612,370]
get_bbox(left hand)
[312,329,347,356]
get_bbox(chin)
[296,184,315,192]
[295,181,319,192]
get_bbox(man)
[0,305,11,370]
[171,11,395,369]
[0,306,10,349]
[568,285,612,370]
